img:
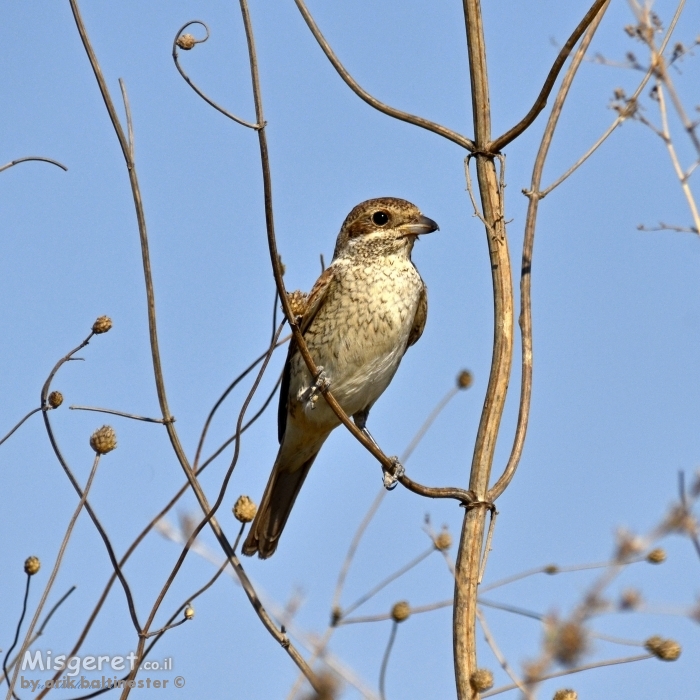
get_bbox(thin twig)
[2,574,31,699]
[341,546,435,619]
[476,609,532,699]
[481,654,653,697]
[38,366,282,698]
[137,325,283,644]
[68,1,319,691]
[142,618,188,639]
[488,0,609,502]
[679,472,700,561]
[656,80,700,233]
[340,600,452,626]
[0,586,76,685]
[378,622,398,700]
[476,598,544,621]
[480,558,620,593]
[477,507,498,584]
[172,21,261,130]
[6,454,103,700]
[0,407,42,447]
[293,0,474,151]
[488,0,609,152]
[541,0,687,196]
[0,156,68,173]
[193,333,289,469]
[69,406,170,423]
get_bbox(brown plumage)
[242,197,437,558]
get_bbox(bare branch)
[541,0,688,196]
[379,622,398,700]
[0,407,42,447]
[172,21,262,130]
[476,609,532,699]
[339,546,435,620]
[488,0,609,502]
[69,405,170,423]
[293,0,474,151]
[0,156,67,173]
[482,655,653,697]
[489,0,609,152]
[7,454,106,699]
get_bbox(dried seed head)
[662,505,697,536]
[522,659,547,684]
[615,528,645,562]
[547,620,588,667]
[330,606,342,626]
[645,635,681,661]
[647,547,666,564]
[457,370,473,389]
[90,425,117,454]
[48,391,63,408]
[391,601,410,623]
[92,316,113,334]
[24,556,41,576]
[434,529,452,551]
[544,564,559,575]
[553,690,578,700]
[176,34,196,50]
[469,669,494,692]
[184,605,195,620]
[619,587,643,610]
[233,495,257,523]
[287,290,309,318]
[300,671,339,700]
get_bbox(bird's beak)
[400,215,439,237]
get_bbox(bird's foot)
[300,366,330,409]
[382,457,405,491]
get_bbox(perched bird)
[242,197,438,558]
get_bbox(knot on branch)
[463,498,496,513]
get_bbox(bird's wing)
[277,266,336,443]
[406,282,428,348]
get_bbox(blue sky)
[2,1,699,698]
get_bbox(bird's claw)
[300,367,330,409]
[382,457,405,490]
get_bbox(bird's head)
[332,197,438,261]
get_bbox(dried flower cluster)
[48,391,63,408]
[233,495,257,523]
[92,316,113,334]
[90,425,117,454]
[469,669,493,692]
[24,555,41,576]
[176,34,196,50]
[645,635,681,661]
[391,601,411,623]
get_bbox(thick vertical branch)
[454,2,514,698]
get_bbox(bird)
[242,197,438,558]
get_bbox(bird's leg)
[352,409,403,490]
[353,408,380,447]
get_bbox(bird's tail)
[242,438,326,559]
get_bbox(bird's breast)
[289,256,424,427]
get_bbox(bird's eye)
[372,211,390,226]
